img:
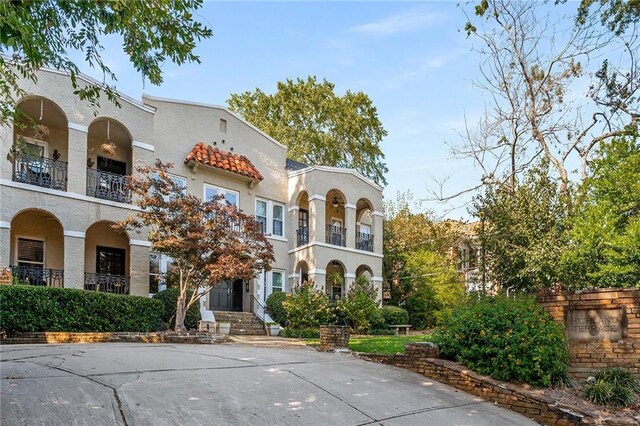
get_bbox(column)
[372,211,384,254]
[308,195,326,244]
[63,231,85,289]
[345,205,357,249]
[129,241,151,297]
[1,121,14,179]
[344,272,356,294]
[0,222,11,268]
[67,123,88,195]
[288,206,299,246]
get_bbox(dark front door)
[96,246,126,275]
[210,280,243,311]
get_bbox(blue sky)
[80,1,500,219]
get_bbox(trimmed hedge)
[281,327,320,338]
[266,291,288,325]
[153,288,200,330]
[0,285,164,333]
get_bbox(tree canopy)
[0,0,212,125]
[227,76,388,185]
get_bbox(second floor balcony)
[12,152,68,191]
[356,232,374,252]
[84,272,130,294]
[86,168,131,203]
[297,227,309,246]
[11,265,64,287]
[326,224,346,247]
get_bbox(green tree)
[227,76,388,185]
[473,167,567,293]
[403,249,464,327]
[0,0,212,125]
[561,137,640,288]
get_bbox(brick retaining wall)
[1,331,230,345]
[537,288,640,378]
[355,342,600,426]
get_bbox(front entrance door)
[96,246,126,275]
[210,280,243,311]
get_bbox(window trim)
[255,197,286,240]
[203,183,240,207]
[15,235,46,267]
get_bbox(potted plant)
[266,322,281,336]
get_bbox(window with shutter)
[17,238,45,267]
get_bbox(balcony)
[326,224,346,247]
[356,232,374,252]
[296,227,309,246]
[11,265,64,287]
[86,169,131,203]
[84,273,130,294]
[12,152,67,191]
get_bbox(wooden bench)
[389,325,411,335]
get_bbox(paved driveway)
[1,343,537,425]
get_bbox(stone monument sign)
[567,308,624,341]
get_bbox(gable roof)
[185,142,264,182]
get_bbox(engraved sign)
[567,308,623,341]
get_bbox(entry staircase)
[213,311,266,336]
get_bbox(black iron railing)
[12,152,67,191]
[296,227,309,246]
[84,273,130,294]
[11,265,64,287]
[356,232,374,252]
[325,224,346,247]
[86,169,131,203]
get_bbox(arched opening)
[356,265,373,281]
[295,260,309,287]
[10,209,64,287]
[356,198,374,252]
[12,97,69,191]
[86,118,133,203]
[296,191,309,246]
[326,260,345,300]
[325,189,347,247]
[84,221,130,294]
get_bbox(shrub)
[403,289,436,330]
[334,277,380,333]
[281,327,320,338]
[430,295,569,387]
[266,291,288,325]
[0,285,164,333]
[153,288,200,330]
[380,306,409,325]
[582,368,640,408]
[283,281,331,329]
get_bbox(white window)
[261,269,286,302]
[151,172,187,199]
[256,198,285,238]
[204,184,239,207]
[149,253,176,295]
[16,237,44,268]
[272,271,283,292]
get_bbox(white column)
[308,196,326,244]
[129,241,151,297]
[346,206,357,249]
[0,222,11,268]
[67,124,88,195]
[372,211,384,254]
[63,232,85,289]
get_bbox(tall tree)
[439,0,638,204]
[121,161,274,331]
[0,0,212,125]
[227,76,389,185]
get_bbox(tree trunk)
[174,295,187,332]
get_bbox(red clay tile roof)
[185,142,264,181]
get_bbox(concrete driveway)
[0,343,537,426]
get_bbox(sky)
[75,1,517,219]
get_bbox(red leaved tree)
[120,160,274,331]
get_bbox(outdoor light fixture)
[332,197,339,208]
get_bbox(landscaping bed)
[305,334,432,354]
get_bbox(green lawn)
[305,334,431,354]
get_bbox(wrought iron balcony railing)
[86,168,131,203]
[325,224,346,247]
[296,227,309,246]
[84,273,130,294]
[11,265,64,287]
[12,152,67,191]
[356,232,374,252]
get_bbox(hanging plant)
[35,124,50,140]
[101,141,116,156]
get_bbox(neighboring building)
[453,220,487,293]
[0,69,383,316]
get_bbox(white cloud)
[351,11,446,36]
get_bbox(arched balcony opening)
[296,191,309,247]
[294,261,309,288]
[10,209,64,287]
[86,118,133,203]
[12,97,69,191]
[325,189,347,247]
[355,198,374,252]
[355,265,373,282]
[326,260,345,301]
[84,221,130,294]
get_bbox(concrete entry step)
[213,311,266,336]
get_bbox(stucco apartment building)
[0,69,383,315]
